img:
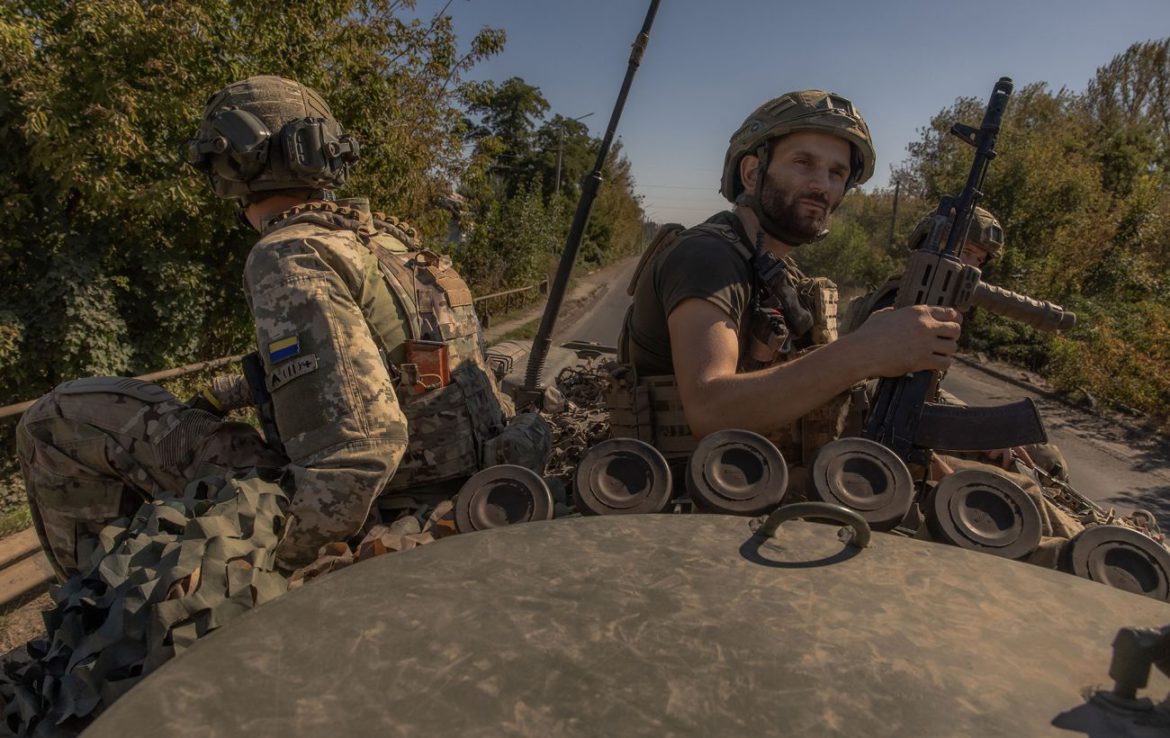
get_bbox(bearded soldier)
[17,75,547,577]
[614,91,1079,559]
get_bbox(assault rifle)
[863,77,1076,467]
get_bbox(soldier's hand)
[848,305,962,377]
[986,446,1035,470]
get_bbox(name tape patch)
[269,354,319,392]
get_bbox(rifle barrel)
[971,282,1076,332]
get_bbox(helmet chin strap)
[739,144,829,247]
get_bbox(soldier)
[613,90,1080,563]
[840,209,1071,483]
[619,90,963,475]
[839,206,1005,334]
[17,75,547,577]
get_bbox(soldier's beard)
[759,175,835,245]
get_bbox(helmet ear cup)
[281,119,362,185]
[283,118,329,179]
[206,108,272,182]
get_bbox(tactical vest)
[611,221,859,488]
[262,200,510,492]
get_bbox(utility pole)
[888,180,901,250]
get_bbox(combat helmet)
[720,90,875,245]
[185,75,360,205]
[721,90,875,199]
[908,206,1004,261]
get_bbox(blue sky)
[428,0,1170,224]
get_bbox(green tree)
[885,39,1170,423]
[0,0,503,404]
[461,77,550,199]
[535,114,595,201]
[456,75,646,293]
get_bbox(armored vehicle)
[85,509,1170,737]
[17,4,1170,736]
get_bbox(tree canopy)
[453,75,645,302]
[0,2,648,407]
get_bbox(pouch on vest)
[404,340,451,394]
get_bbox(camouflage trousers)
[17,377,552,579]
[15,377,286,578]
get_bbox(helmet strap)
[740,144,828,247]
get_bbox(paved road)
[561,259,1170,522]
[944,364,1170,520]
[552,262,634,347]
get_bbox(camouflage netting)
[539,360,615,495]
[0,473,290,737]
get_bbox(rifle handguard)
[968,282,1076,332]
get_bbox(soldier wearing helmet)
[17,76,547,577]
[840,206,1005,335]
[838,208,1073,488]
[617,90,965,476]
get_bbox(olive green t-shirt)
[626,211,755,375]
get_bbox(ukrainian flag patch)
[268,335,301,363]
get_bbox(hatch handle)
[756,502,872,549]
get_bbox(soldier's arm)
[245,234,408,568]
[668,299,961,438]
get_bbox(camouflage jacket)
[245,198,509,566]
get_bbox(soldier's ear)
[740,153,760,192]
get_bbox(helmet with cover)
[720,90,875,245]
[908,206,1004,260]
[185,75,360,205]
[720,90,875,201]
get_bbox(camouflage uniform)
[246,198,529,566]
[17,198,545,573]
[16,378,286,578]
[17,74,548,575]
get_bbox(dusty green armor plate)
[87,515,1170,737]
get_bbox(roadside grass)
[498,318,541,343]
